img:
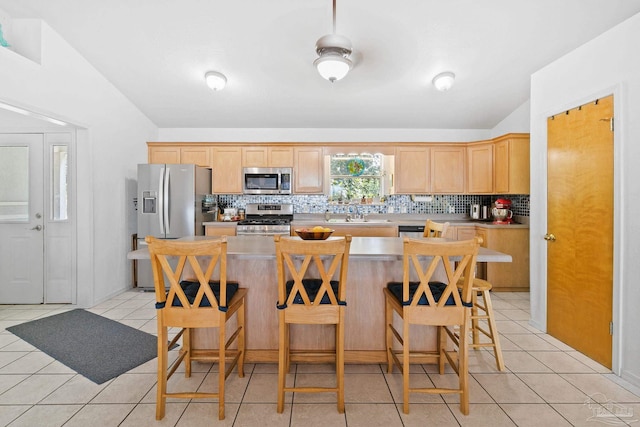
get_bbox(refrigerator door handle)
[164,166,171,235]
[158,166,165,234]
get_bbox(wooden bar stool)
[384,236,481,415]
[457,277,505,371]
[274,234,352,414]
[146,236,247,421]
[424,219,450,237]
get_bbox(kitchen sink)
[326,218,391,223]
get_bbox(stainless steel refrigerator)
[136,163,213,288]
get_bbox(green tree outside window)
[329,153,383,201]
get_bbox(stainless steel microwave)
[242,167,292,195]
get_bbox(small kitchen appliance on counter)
[492,198,514,224]
[470,204,480,220]
[236,203,293,236]
[471,204,492,221]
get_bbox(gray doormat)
[7,309,160,384]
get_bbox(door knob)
[544,233,556,241]
[31,225,42,231]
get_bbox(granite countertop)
[128,235,512,263]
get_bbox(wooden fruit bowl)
[295,229,334,240]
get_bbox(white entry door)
[0,134,44,303]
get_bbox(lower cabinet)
[332,226,398,237]
[205,225,237,236]
[453,226,529,291]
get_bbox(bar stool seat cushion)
[386,281,472,307]
[155,280,239,308]
[286,279,340,304]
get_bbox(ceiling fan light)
[205,71,227,91]
[432,71,456,91]
[314,53,352,82]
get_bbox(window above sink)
[324,153,394,202]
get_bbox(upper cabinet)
[394,146,431,194]
[179,146,212,167]
[147,134,529,195]
[494,135,530,194]
[466,142,494,194]
[148,146,180,164]
[294,146,324,193]
[212,146,242,194]
[268,147,294,167]
[242,146,267,167]
[431,145,465,193]
[148,145,211,167]
[242,146,294,167]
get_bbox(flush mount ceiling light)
[432,71,456,91]
[205,71,227,91]
[314,0,353,82]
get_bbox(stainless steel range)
[236,203,293,236]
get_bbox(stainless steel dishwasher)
[398,225,425,238]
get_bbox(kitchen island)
[129,235,511,363]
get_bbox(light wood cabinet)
[149,146,180,164]
[466,143,493,193]
[494,135,530,194]
[453,225,529,291]
[454,226,478,241]
[148,145,211,167]
[180,146,212,167]
[242,146,268,167]
[394,146,430,193]
[148,133,529,196]
[482,228,529,291]
[212,146,242,194]
[242,146,294,167]
[205,225,237,236]
[294,146,324,193]
[268,147,294,167]
[431,146,465,193]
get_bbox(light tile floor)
[0,290,639,426]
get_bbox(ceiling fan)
[313,0,353,82]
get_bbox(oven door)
[236,228,291,236]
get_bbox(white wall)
[490,100,530,138]
[0,20,157,306]
[156,128,491,143]
[530,12,640,387]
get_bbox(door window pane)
[0,146,29,222]
[52,145,68,221]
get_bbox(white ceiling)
[1,0,640,129]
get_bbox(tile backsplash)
[216,194,530,217]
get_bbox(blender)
[492,198,514,224]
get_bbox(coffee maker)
[492,198,514,224]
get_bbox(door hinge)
[610,321,614,335]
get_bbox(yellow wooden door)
[546,95,614,368]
